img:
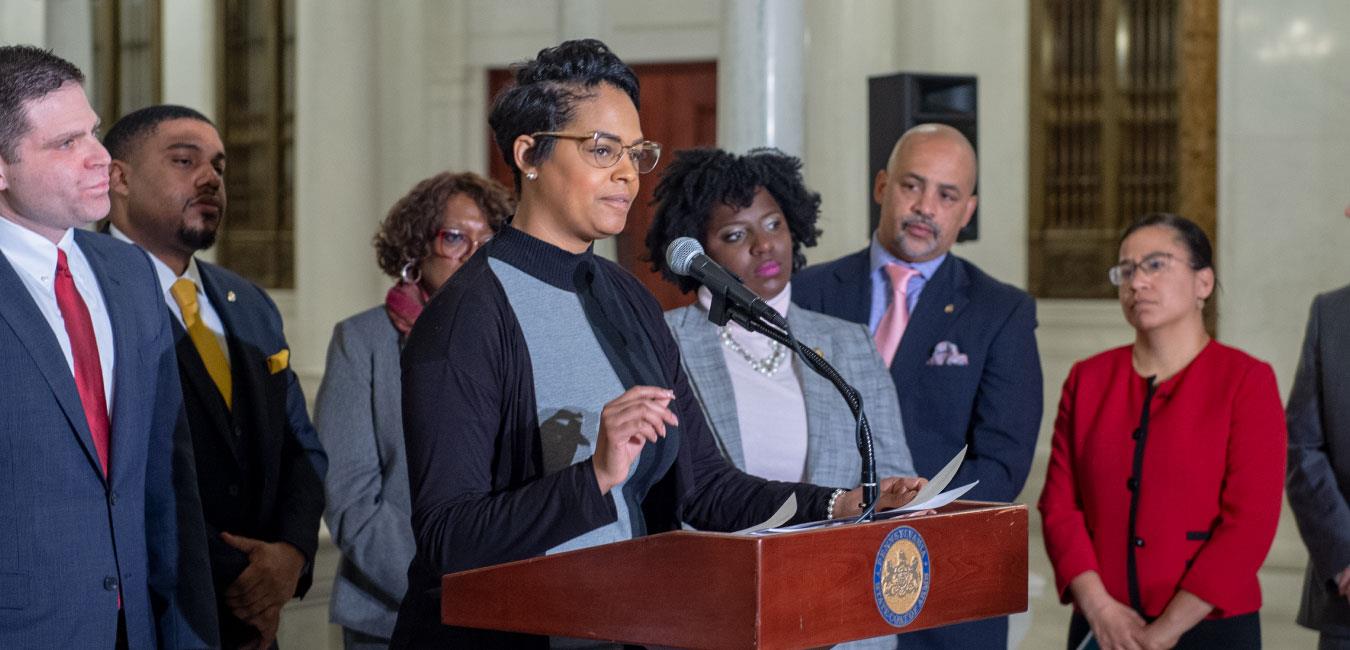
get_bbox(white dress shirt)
[0,217,117,410]
[109,224,231,370]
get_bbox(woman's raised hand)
[592,386,679,493]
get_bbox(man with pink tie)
[794,123,1043,650]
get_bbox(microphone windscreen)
[666,237,704,276]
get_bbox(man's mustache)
[901,214,941,239]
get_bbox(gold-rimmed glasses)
[530,131,662,174]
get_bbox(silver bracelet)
[826,488,847,519]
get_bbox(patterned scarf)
[385,280,429,337]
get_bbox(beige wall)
[0,0,46,47]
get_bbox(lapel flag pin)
[227,290,237,303]
[944,304,954,314]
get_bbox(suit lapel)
[198,263,273,472]
[672,307,746,470]
[790,307,840,485]
[172,316,243,463]
[78,232,139,483]
[895,256,969,379]
[831,249,873,325]
[0,241,106,481]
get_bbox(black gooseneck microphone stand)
[706,289,880,522]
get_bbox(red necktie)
[54,249,111,476]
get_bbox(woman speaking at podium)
[390,39,925,649]
[1039,214,1285,649]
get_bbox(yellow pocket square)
[267,349,290,374]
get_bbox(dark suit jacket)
[177,259,327,639]
[0,230,217,648]
[1288,285,1350,637]
[794,249,1043,501]
[794,248,1042,649]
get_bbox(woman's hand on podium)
[830,476,927,518]
[593,386,679,494]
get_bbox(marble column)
[293,0,382,378]
[716,0,805,157]
[797,0,901,263]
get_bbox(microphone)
[665,237,789,331]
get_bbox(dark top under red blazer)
[1038,340,1286,618]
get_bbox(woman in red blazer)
[1039,213,1285,650]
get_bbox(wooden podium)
[441,501,1026,649]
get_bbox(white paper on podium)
[910,445,965,502]
[872,480,978,519]
[749,446,975,535]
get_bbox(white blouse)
[696,283,809,482]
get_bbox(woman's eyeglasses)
[1108,252,1181,286]
[436,228,491,258]
[530,131,662,174]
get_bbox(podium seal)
[872,525,930,627]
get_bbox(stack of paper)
[743,446,979,535]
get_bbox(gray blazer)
[664,302,915,488]
[1288,285,1350,637]
[314,306,415,640]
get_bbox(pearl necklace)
[719,326,788,377]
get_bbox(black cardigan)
[390,227,836,649]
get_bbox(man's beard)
[894,214,942,258]
[178,222,218,251]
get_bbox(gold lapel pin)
[944,304,954,314]
[226,290,236,302]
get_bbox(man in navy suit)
[794,123,1042,649]
[0,46,217,648]
[103,104,327,649]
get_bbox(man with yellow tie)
[102,104,327,649]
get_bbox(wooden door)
[488,62,716,310]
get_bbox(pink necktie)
[55,249,111,476]
[875,262,919,367]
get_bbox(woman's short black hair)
[487,39,639,191]
[1119,212,1214,271]
[645,147,823,294]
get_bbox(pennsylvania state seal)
[872,525,930,627]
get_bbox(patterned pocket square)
[926,341,969,366]
[267,348,290,374]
